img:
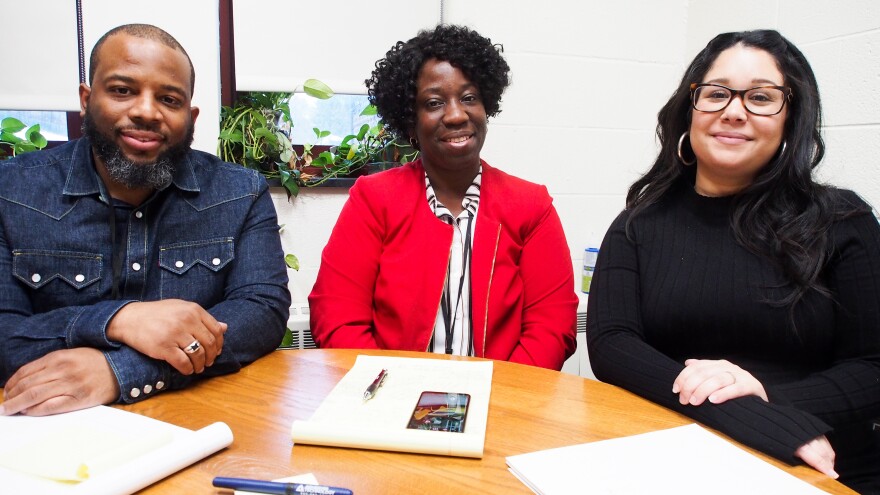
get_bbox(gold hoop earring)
[677,132,696,166]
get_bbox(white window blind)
[232,0,441,94]
[0,2,80,111]
[1,0,220,152]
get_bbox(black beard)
[82,111,194,190]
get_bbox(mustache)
[114,123,165,136]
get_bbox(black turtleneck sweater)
[587,183,880,490]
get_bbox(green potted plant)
[298,113,417,188]
[217,84,416,197]
[1,117,48,160]
[217,82,332,195]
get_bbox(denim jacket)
[0,138,290,403]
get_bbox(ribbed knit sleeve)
[586,186,880,469]
[768,198,880,423]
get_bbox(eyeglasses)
[690,83,792,116]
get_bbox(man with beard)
[0,24,290,415]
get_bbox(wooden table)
[12,349,857,494]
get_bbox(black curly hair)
[365,24,510,141]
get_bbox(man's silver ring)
[184,340,201,354]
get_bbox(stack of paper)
[506,424,827,494]
[0,405,232,495]
[291,355,493,458]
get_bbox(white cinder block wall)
[278,0,880,307]
[687,0,880,208]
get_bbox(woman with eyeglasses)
[586,30,880,492]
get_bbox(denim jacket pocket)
[158,238,234,301]
[12,250,103,299]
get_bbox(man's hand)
[0,348,119,416]
[672,358,768,406]
[106,299,227,375]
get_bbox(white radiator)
[286,303,317,350]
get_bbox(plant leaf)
[277,132,293,163]
[0,130,23,144]
[284,253,300,270]
[249,108,269,127]
[356,123,369,140]
[277,102,292,123]
[303,79,334,100]
[1,117,26,133]
[14,142,36,155]
[254,127,274,139]
[283,178,300,197]
[359,104,378,116]
[279,169,296,192]
[25,125,47,149]
[318,151,334,162]
[220,129,244,143]
[279,328,294,348]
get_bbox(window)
[289,94,379,146]
[0,110,69,142]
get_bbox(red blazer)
[309,160,577,370]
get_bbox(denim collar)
[62,137,201,199]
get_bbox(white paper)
[0,420,173,481]
[506,424,828,495]
[0,405,233,495]
[291,355,492,458]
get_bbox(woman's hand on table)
[672,359,768,406]
[796,435,838,479]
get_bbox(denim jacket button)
[132,262,141,271]
[175,260,184,268]
[135,211,143,219]
[75,274,85,283]
[130,387,141,398]
[31,273,41,283]
[212,257,221,266]
[156,381,165,390]
[143,384,153,394]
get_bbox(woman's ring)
[184,340,201,354]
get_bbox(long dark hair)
[627,29,863,317]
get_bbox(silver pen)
[363,368,388,401]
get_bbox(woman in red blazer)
[309,25,577,370]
